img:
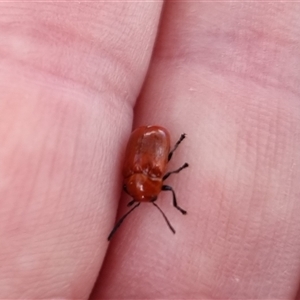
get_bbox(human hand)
[1,2,300,299]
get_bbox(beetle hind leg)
[162,185,187,215]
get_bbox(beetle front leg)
[162,185,187,215]
[168,133,186,161]
[127,199,136,207]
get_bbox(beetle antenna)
[152,202,175,234]
[108,202,141,241]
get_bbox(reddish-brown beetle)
[108,125,188,240]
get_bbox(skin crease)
[0,1,300,299]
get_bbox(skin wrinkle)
[219,174,236,260]
[1,138,23,231]
[61,104,83,215]
[2,96,95,298]
[21,116,58,232]
[40,100,71,232]
[2,113,48,234]
[201,174,217,255]
[154,4,300,97]
[216,209,243,289]
[0,100,13,145]
[2,47,134,104]
[221,107,259,295]
[1,5,155,103]
[255,113,277,285]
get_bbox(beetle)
[108,125,188,240]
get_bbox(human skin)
[1,2,300,299]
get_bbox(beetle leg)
[123,184,129,194]
[127,199,136,207]
[168,133,186,161]
[152,202,175,234]
[108,202,141,241]
[162,185,187,215]
[163,163,189,181]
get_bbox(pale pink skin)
[1,2,300,299]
